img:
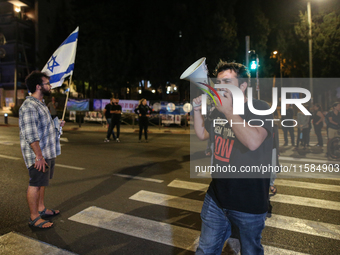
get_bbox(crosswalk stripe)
[280,156,340,164]
[0,232,76,255]
[169,179,340,199]
[69,206,309,254]
[274,179,340,192]
[277,169,339,180]
[263,246,310,255]
[129,190,340,240]
[0,154,20,160]
[130,190,201,213]
[270,194,340,211]
[168,179,208,191]
[68,206,200,252]
[113,173,164,183]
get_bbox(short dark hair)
[25,71,49,93]
[213,60,250,85]
[313,103,322,111]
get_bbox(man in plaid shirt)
[19,71,65,229]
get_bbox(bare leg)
[38,186,46,212]
[38,186,59,215]
[27,186,53,227]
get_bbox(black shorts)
[28,158,55,187]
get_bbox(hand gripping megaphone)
[180,57,221,111]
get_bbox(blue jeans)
[196,193,267,255]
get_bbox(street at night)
[1,0,340,254]
[0,119,339,254]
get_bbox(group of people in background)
[103,98,152,143]
[104,98,122,143]
[280,102,340,152]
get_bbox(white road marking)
[60,137,69,142]
[0,232,77,255]
[168,180,340,211]
[280,156,340,164]
[0,154,84,170]
[130,190,201,213]
[55,164,85,170]
[169,179,340,193]
[0,154,20,160]
[69,206,309,254]
[270,194,340,211]
[0,141,14,145]
[69,206,200,252]
[274,179,340,192]
[129,190,340,240]
[113,173,164,183]
[263,245,310,255]
[168,179,208,191]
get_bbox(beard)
[41,86,51,96]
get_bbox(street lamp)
[307,1,313,106]
[272,51,283,99]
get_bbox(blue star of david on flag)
[47,55,60,73]
[41,27,79,88]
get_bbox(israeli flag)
[42,27,79,88]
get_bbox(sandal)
[28,215,53,229]
[39,208,60,218]
[270,185,277,194]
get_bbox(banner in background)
[67,99,89,111]
[93,99,149,113]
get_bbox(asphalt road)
[0,126,339,255]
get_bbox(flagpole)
[62,75,72,121]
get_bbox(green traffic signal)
[250,60,257,70]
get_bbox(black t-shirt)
[111,104,122,120]
[206,99,273,214]
[104,103,112,119]
[328,111,340,129]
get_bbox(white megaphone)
[180,57,210,90]
[180,57,220,110]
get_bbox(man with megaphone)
[192,61,273,255]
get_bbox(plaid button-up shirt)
[19,96,61,169]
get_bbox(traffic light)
[250,52,257,70]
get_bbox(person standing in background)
[281,104,295,146]
[135,98,152,143]
[105,98,122,142]
[47,96,58,119]
[312,103,324,147]
[295,108,310,150]
[103,98,115,140]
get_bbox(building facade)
[0,0,35,109]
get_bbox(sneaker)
[116,138,120,143]
[104,138,110,142]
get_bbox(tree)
[295,10,340,77]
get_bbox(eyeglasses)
[41,82,51,86]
